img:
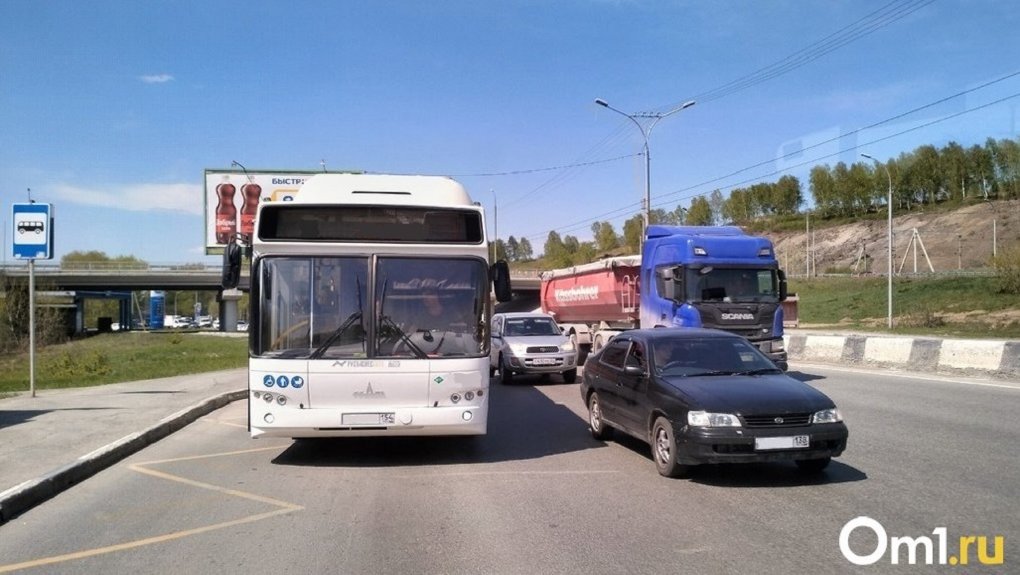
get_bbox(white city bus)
[223,173,511,439]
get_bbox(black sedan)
[580,328,848,478]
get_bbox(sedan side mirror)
[624,365,645,377]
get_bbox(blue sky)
[2,0,1018,264]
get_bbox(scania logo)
[332,360,374,368]
[721,313,755,321]
[354,383,385,399]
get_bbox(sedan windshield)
[652,337,780,377]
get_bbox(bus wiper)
[379,314,427,359]
[310,311,362,359]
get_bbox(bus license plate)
[755,435,809,450]
[342,413,395,425]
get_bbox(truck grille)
[527,346,560,353]
[742,413,812,427]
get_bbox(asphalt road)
[1,365,1016,574]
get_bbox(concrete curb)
[0,389,247,525]
[785,333,1020,380]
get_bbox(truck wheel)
[651,417,692,478]
[587,393,612,440]
[562,368,577,383]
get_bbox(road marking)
[0,446,300,574]
[792,362,1020,390]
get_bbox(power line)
[524,89,1020,242]
[447,152,639,178]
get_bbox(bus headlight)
[462,411,473,421]
[465,391,475,401]
[450,393,462,403]
[277,395,287,406]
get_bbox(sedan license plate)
[342,412,395,425]
[755,435,809,450]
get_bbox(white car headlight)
[687,411,741,427]
[560,340,575,352]
[509,344,528,355]
[812,408,842,424]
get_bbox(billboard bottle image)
[240,182,261,237]
[215,178,237,244]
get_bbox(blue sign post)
[12,202,53,260]
[11,202,53,398]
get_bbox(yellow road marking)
[0,445,301,574]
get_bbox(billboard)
[203,169,323,254]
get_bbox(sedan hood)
[665,373,834,415]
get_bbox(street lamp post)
[594,98,695,240]
[861,153,894,329]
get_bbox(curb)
[785,333,1020,380]
[0,389,247,525]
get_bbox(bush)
[45,350,112,379]
[993,246,1020,295]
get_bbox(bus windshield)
[256,256,487,359]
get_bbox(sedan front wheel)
[587,393,612,441]
[651,417,691,478]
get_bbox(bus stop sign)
[12,203,53,260]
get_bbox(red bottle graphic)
[240,182,261,237]
[215,179,237,244]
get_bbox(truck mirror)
[777,269,788,301]
[491,260,512,303]
[222,242,242,289]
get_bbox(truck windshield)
[688,268,779,303]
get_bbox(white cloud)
[140,74,174,84]
[52,183,203,215]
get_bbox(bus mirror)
[491,260,512,303]
[777,269,788,301]
[222,242,242,289]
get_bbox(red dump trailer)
[539,256,642,360]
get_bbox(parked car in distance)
[580,328,848,478]
[490,312,578,384]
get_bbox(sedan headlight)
[687,410,742,427]
[812,408,843,424]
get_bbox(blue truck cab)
[640,225,789,370]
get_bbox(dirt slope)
[767,199,1018,275]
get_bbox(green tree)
[772,175,803,215]
[591,221,619,253]
[517,237,534,262]
[543,231,571,267]
[505,236,520,261]
[708,190,725,225]
[687,196,713,225]
[940,141,968,204]
[622,215,643,253]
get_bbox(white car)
[490,312,578,384]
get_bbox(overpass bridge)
[0,262,543,331]
[0,263,543,292]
